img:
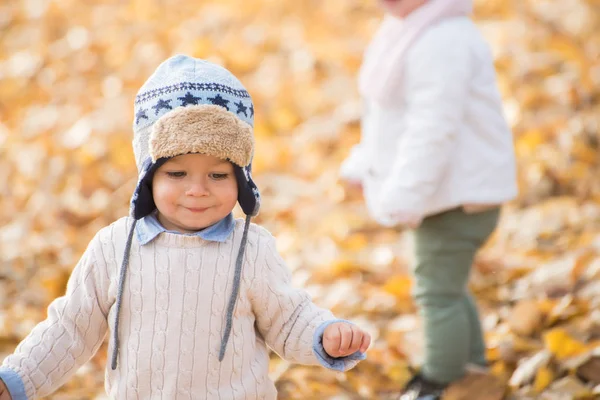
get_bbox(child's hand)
[322,322,371,358]
[0,379,12,400]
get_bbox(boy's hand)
[322,322,371,358]
[0,379,12,400]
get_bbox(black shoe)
[398,373,446,400]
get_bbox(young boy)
[0,55,370,399]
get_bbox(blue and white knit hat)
[131,54,260,218]
[111,55,260,370]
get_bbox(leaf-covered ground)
[1,0,600,398]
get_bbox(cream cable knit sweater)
[1,217,336,399]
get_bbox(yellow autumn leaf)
[382,276,412,300]
[490,361,510,380]
[544,329,588,360]
[339,233,369,251]
[516,129,546,157]
[534,365,554,393]
[270,106,300,133]
[386,362,412,384]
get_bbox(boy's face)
[152,153,238,233]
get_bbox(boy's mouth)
[185,207,210,213]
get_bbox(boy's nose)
[185,181,210,197]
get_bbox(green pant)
[412,207,500,384]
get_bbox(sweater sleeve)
[249,232,337,366]
[0,233,111,399]
[378,27,471,219]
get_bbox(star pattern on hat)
[135,82,250,105]
[152,99,172,115]
[208,94,229,111]
[178,92,202,106]
[249,104,254,117]
[135,108,148,124]
[235,101,248,117]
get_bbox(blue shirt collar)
[136,212,235,245]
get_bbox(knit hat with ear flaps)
[111,55,261,370]
[131,54,260,218]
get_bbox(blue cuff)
[0,367,28,400]
[312,319,367,372]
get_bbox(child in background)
[0,55,371,400]
[340,0,517,398]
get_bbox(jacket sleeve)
[0,233,111,399]
[378,28,471,220]
[339,102,371,183]
[339,144,368,183]
[249,231,338,366]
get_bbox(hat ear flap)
[234,164,260,216]
[130,157,168,220]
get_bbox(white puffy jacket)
[341,17,518,227]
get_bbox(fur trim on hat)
[149,105,254,167]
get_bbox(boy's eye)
[210,173,229,180]
[166,171,186,178]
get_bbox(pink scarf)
[358,0,473,104]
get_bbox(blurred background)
[1,0,600,398]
